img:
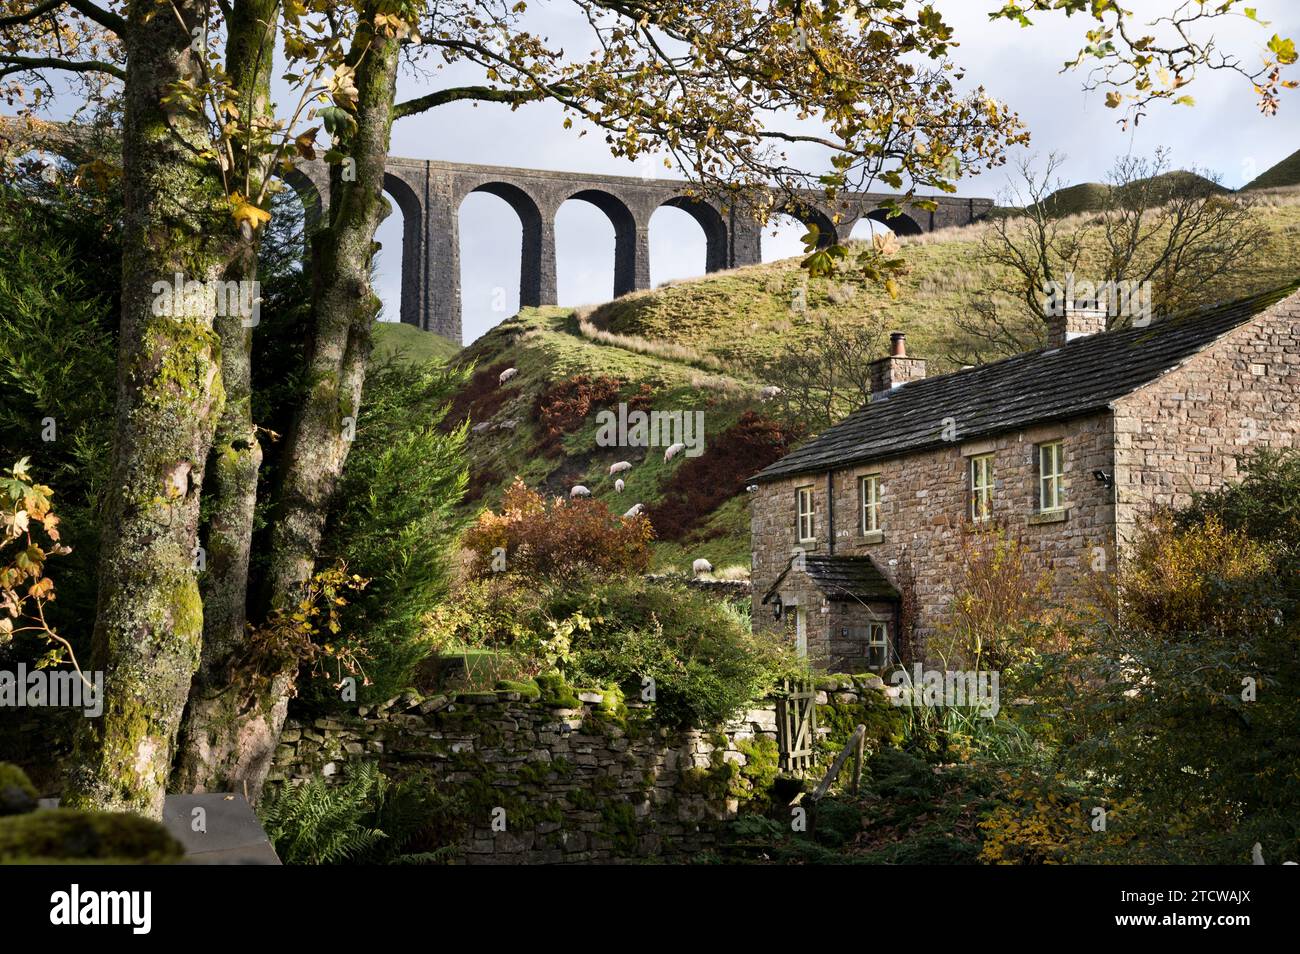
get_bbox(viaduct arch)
[0,119,992,343]
[290,155,994,342]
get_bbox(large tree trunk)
[171,0,276,795]
[169,245,265,793]
[174,16,402,802]
[63,1,234,817]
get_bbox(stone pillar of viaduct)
[287,157,993,343]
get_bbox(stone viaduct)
[0,117,993,343]
[288,156,994,342]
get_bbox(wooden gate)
[776,678,817,774]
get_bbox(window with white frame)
[866,622,889,669]
[970,454,994,522]
[796,486,815,541]
[1039,441,1064,511]
[860,474,881,533]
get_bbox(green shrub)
[552,577,801,728]
[812,798,863,848]
[259,762,456,865]
[0,182,118,661]
[310,359,469,703]
[425,575,801,729]
[1028,451,1300,863]
[0,763,37,816]
[0,809,183,863]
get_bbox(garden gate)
[776,678,817,773]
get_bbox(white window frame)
[970,454,994,522]
[860,474,881,533]
[796,485,815,542]
[1039,441,1064,512]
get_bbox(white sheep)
[759,385,782,401]
[569,485,591,498]
[614,478,625,493]
[692,558,713,577]
[498,367,518,385]
[623,503,644,518]
[664,442,686,462]
[609,460,632,476]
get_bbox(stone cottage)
[749,283,1300,672]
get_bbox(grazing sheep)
[570,485,591,498]
[759,385,782,401]
[614,478,625,493]
[471,421,492,434]
[692,558,713,576]
[664,442,686,461]
[623,503,644,518]
[498,367,518,384]
[609,460,632,476]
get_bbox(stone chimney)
[1045,298,1108,347]
[870,332,927,399]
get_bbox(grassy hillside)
[1010,171,1230,219]
[1031,181,1111,217]
[590,188,1300,372]
[372,320,461,364]
[1245,148,1300,191]
[424,190,1300,577]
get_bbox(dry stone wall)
[271,682,893,864]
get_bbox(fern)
[259,763,460,865]
[259,763,389,865]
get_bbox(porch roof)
[761,554,900,605]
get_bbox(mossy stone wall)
[270,681,892,864]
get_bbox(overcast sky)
[367,2,1299,343]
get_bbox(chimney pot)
[1045,294,1109,347]
[870,335,926,400]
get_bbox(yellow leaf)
[229,193,271,231]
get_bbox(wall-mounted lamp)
[1092,469,1114,489]
[771,595,783,621]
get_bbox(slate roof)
[761,555,900,604]
[755,282,1300,482]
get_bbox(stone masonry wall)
[752,412,1117,655]
[1112,296,1300,545]
[270,683,890,864]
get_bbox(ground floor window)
[867,621,889,669]
[970,453,994,522]
[1038,440,1065,512]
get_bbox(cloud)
[373,0,1298,343]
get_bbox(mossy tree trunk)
[177,15,402,802]
[63,0,237,817]
[171,0,277,796]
